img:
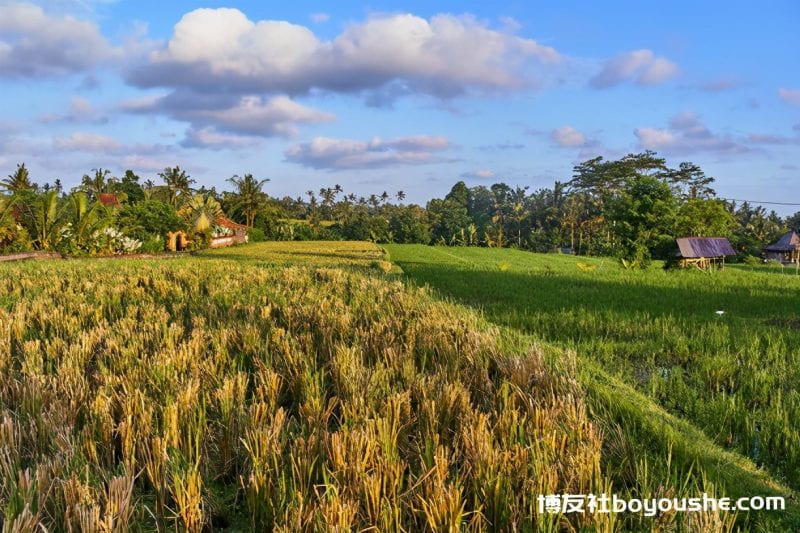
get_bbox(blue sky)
[1,0,798,213]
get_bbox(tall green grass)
[388,244,800,529]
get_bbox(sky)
[1,0,799,214]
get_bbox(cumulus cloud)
[0,2,118,77]
[551,126,588,147]
[128,9,561,98]
[590,49,678,88]
[124,92,335,138]
[181,127,261,150]
[53,131,122,152]
[285,135,450,170]
[634,112,745,154]
[778,88,800,106]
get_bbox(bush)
[248,227,266,242]
[742,255,760,266]
[140,235,165,254]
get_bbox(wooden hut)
[763,230,800,264]
[676,237,736,269]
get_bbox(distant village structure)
[676,237,737,269]
[210,216,249,248]
[763,230,800,264]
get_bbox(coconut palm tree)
[1,163,35,194]
[79,168,115,201]
[159,166,195,208]
[226,173,269,227]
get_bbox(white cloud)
[181,127,261,150]
[551,126,588,147]
[778,88,800,106]
[128,9,561,98]
[125,93,335,138]
[0,2,118,77]
[590,49,678,88]
[310,12,330,24]
[285,135,450,170]
[53,131,122,152]
[634,112,745,154]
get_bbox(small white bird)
[715,310,725,316]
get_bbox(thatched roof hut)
[764,230,800,263]
[676,237,736,269]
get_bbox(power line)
[721,198,800,207]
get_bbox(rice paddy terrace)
[0,241,797,531]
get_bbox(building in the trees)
[210,216,248,248]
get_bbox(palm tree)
[226,173,269,227]
[179,193,222,234]
[159,166,195,208]
[68,192,112,248]
[396,190,406,203]
[1,163,34,193]
[26,190,67,250]
[80,168,115,201]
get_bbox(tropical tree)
[0,195,30,251]
[226,173,269,227]
[23,190,67,250]
[179,193,223,236]
[66,192,114,250]
[1,163,35,194]
[159,166,195,208]
[79,168,115,201]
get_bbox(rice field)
[1,241,796,531]
[0,244,606,531]
[387,244,800,525]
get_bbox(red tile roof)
[98,193,120,206]
[215,215,248,230]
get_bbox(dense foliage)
[2,152,795,261]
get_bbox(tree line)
[1,151,797,261]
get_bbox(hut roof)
[764,230,800,252]
[676,237,736,258]
[97,193,120,207]
[215,215,248,230]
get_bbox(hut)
[763,230,800,264]
[210,216,248,249]
[676,237,736,269]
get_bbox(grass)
[387,244,800,530]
